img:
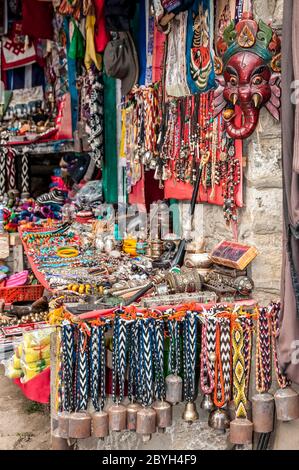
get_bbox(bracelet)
[57,247,79,258]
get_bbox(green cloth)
[102,73,118,204]
[68,20,85,60]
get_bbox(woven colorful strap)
[232,321,247,418]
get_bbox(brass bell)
[229,418,253,445]
[51,429,74,450]
[136,407,157,442]
[274,387,299,422]
[127,402,142,431]
[57,411,71,439]
[252,393,274,433]
[208,408,230,431]
[228,399,252,421]
[166,374,183,405]
[200,394,214,411]
[92,410,109,439]
[182,402,199,423]
[68,412,91,439]
[108,403,127,432]
[152,400,172,433]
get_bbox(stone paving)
[0,365,50,450]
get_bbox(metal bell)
[108,403,127,432]
[127,403,142,431]
[68,412,91,439]
[200,394,214,411]
[229,418,253,445]
[166,374,183,405]
[136,407,157,442]
[152,400,172,433]
[51,429,74,450]
[182,402,199,423]
[208,408,230,431]
[274,387,299,422]
[57,411,71,439]
[92,410,109,439]
[252,393,274,433]
[228,400,252,421]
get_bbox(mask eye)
[230,76,238,86]
[252,75,263,85]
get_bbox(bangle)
[57,247,79,258]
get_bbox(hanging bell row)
[56,400,173,443]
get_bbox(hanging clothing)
[104,0,137,32]
[165,11,190,97]
[22,0,53,40]
[102,73,118,204]
[279,0,299,384]
[84,14,102,70]
[94,0,110,53]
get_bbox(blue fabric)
[137,0,147,86]
[186,0,215,94]
[6,63,45,90]
[64,17,78,132]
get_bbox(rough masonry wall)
[203,0,284,305]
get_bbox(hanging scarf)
[165,11,190,97]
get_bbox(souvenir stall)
[0,0,297,452]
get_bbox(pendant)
[127,403,142,432]
[68,412,91,439]
[182,402,199,423]
[165,374,183,405]
[108,403,127,432]
[136,407,157,442]
[152,400,172,433]
[251,393,274,433]
[274,387,299,422]
[92,410,109,439]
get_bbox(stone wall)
[202,0,284,305]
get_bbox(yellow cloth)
[84,14,102,70]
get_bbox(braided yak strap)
[232,321,247,418]
[75,328,89,411]
[61,323,75,412]
[200,322,215,395]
